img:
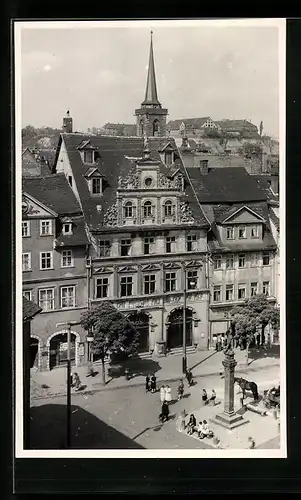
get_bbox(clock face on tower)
[22,198,29,214]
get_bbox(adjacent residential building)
[22,174,89,371]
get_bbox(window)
[165,236,175,253]
[143,201,153,218]
[120,239,131,256]
[143,236,154,255]
[144,177,153,187]
[226,284,234,301]
[92,178,102,194]
[251,225,259,238]
[263,281,270,296]
[63,223,72,235]
[120,276,133,297]
[165,272,176,292]
[238,253,246,268]
[40,220,52,236]
[61,250,73,268]
[23,290,32,302]
[96,277,109,298]
[263,251,270,265]
[84,150,94,164]
[238,283,246,300]
[165,152,173,165]
[251,282,258,296]
[22,221,30,237]
[40,251,53,270]
[199,159,208,171]
[61,286,76,308]
[124,201,133,218]
[187,270,198,290]
[144,274,156,295]
[186,234,197,252]
[226,254,234,269]
[213,255,222,270]
[213,286,221,302]
[39,288,55,311]
[226,227,234,240]
[164,200,173,217]
[238,226,246,239]
[251,252,259,267]
[68,175,73,186]
[98,240,111,257]
[22,253,31,272]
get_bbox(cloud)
[43,64,52,72]
[22,51,62,77]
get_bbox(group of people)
[201,388,216,406]
[145,374,157,393]
[186,414,214,439]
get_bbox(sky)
[19,21,282,138]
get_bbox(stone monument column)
[211,347,249,430]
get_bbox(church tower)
[63,110,73,133]
[135,31,168,137]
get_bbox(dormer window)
[92,177,102,195]
[84,150,94,164]
[63,223,73,235]
[165,152,173,165]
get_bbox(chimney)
[199,159,209,174]
[63,110,73,133]
[193,152,209,174]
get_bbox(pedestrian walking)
[72,372,81,391]
[160,385,166,403]
[159,401,169,423]
[186,369,193,387]
[177,379,184,400]
[201,388,208,405]
[248,436,256,449]
[209,389,216,405]
[150,374,157,393]
[165,385,172,404]
[145,375,151,392]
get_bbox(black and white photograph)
[15,19,285,457]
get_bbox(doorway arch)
[47,331,79,370]
[166,307,193,349]
[127,311,150,353]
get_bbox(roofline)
[23,192,58,217]
[221,204,266,223]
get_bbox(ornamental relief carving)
[103,202,118,227]
[114,297,162,310]
[158,172,184,190]
[180,201,195,223]
[117,172,139,190]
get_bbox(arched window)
[164,200,173,217]
[143,200,153,218]
[140,120,144,136]
[124,201,133,218]
[153,120,159,136]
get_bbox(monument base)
[210,411,250,430]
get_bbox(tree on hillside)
[81,302,140,384]
[227,294,280,365]
[239,141,262,159]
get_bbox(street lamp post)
[56,320,81,449]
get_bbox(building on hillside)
[22,174,89,371]
[167,117,220,138]
[135,32,168,138]
[102,123,137,136]
[183,165,278,346]
[23,297,41,448]
[214,119,260,139]
[22,148,53,177]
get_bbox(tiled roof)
[215,120,258,130]
[208,231,276,253]
[22,174,82,215]
[168,117,212,130]
[186,167,266,203]
[57,215,89,246]
[23,297,41,321]
[58,134,209,231]
[215,202,267,223]
[269,207,280,232]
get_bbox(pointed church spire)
[141,31,161,107]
